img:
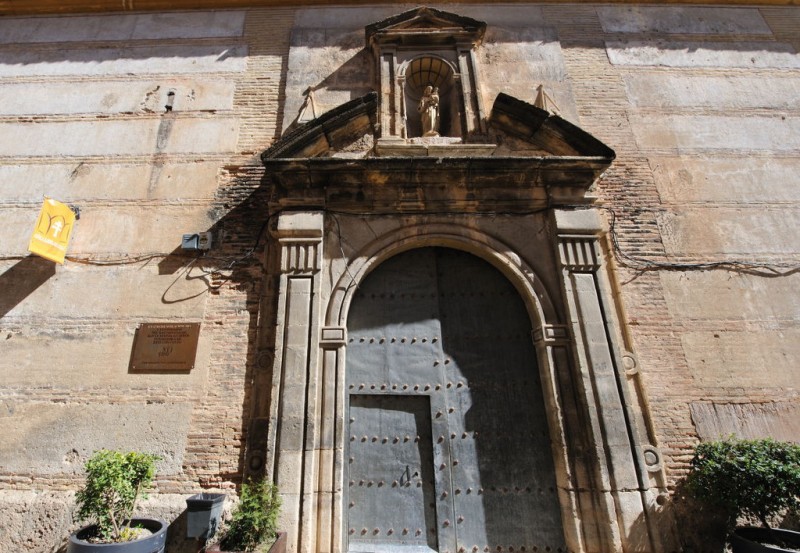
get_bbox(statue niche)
[404,56,460,139]
[368,8,487,142]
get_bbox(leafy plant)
[219,479,281,552]
[687,437,800,529]
[75,449,161,542]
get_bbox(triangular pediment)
[366,7,486,46]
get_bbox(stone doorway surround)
[247,9,676,552]
[250,105,677,553]
[257,209,675,553]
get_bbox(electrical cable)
[2,205,797,279]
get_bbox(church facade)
[0,2,798,553]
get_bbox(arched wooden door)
[345,247,566,553]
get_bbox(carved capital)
[320,326,347,349]
[557,235,600,272]
[532,324,570,345]
[279,239,320,274]
[272,212,323,275]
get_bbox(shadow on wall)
[149,167,277,553]
[284,47,373,134]
[658,479,728,553]
[0,255,56,319]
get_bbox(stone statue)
[418,85,440,137]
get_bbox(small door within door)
[348,395,439,552]
[346,248,565,553]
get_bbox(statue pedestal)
[376,137,496,157]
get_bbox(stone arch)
[326,223,558,331]
[323,222,581,552]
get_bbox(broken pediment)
[261,92,614,161]
[260,91,614,213]
[365,7,486,47]
[489,93,615,158]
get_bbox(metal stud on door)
[346,248,565,553]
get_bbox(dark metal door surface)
[346,248,565,553]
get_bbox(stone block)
[691,401,800,442]
[629,115,800,151]
[598,6,771,35]
[614,490,650,551]
[0,323,212,387]
[294,7,405,28]
[682,330,800,388]
[657,208,800,255]
[0,44,248,78]
[282,28,370,133]
[624,74,800,110]
[2,204,216,255]
[0,402,192,474]
[650,157,800,204]
[0,262,209,320]
[0,161,221,202]
[276,451,303,495]
[660,271,800,320]
[0,490,76,553]
[0,79,235,116]
[607,40,800,69]
[553,209,602,233]
[276,211,324,236]
[478,27,579,122]
[0,118,239,157]
[0,11,245,43]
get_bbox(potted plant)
[206,478,284,553]
[68,449,168,553]
[687,437,800,552]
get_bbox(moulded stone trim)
[279,240,321,274]
[533,324,571,345]
[324,222,559,331]
[320,326,347,348]
[557,235,601,272]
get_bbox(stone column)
[456,43,486,136]
[533,323,593,553]
[552,209,663,552]
[266,211,324,553]
[376,48,397,138]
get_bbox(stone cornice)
[262,156,611,213]
[1,0,797,17]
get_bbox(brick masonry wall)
[0,4,798,552]
[0,7,294,552]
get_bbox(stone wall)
[0,4,798,552]
[0,7,295,551]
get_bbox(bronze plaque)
[129,323,201,373]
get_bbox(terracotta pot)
[205,531,286,553]
[731,527,800,553]
[67,519,168,553]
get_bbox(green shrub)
[220,479,281,552]
[75,450,161,542]
[687,437,800,529]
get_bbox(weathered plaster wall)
[0,3,799,552]
[0,7,295,552]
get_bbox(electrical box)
[182,232,212,251]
